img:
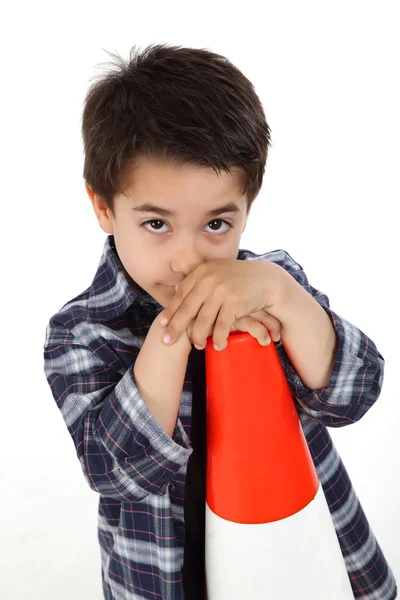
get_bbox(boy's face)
[88,157,251,308]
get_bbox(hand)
[159,258,286,350]
[186,309,282,350]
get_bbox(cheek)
[126,255,162,288]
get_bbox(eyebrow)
[132,202,241,217]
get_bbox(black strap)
[182,347,207,599]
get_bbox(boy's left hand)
[159,258,287,350]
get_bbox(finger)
[163,284,211,345]
[234,316,272,346]
[161,263,209,327]
[186,318,196,346]
[210,301,237,351]
[250,309,282,342]
[160,279,193,328]
[191,296,225,350]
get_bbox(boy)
[43,44,397,599]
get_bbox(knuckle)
[253,321,270,345]
[194,312,209,327]
[198,263,208,275]
[217,282,229,295]
[215,318,229,331]
[243,315,254,327]
[179,300,191,314]
[259,312,281,341]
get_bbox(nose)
[170,236,203,277]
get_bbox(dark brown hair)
[82,43,272,213]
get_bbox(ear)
[86,183,114,234]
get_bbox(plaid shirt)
[43,235,397,600]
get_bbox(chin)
[153,284,174,308]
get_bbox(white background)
[1,1,399,598]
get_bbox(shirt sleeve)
[274,252,385,428]
[43,323,192,502]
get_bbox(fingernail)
[159,316,168,326]
[163,334,171,345]
[214,344,221,351]
[195,344,204,350]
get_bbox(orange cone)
[204,331,353,599]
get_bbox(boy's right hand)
[185,309,282,350]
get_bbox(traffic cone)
[204,331,353,599]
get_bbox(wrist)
[267,264,298,321]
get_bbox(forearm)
[134,314,192,437]
[270,272,338,391]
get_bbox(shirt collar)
[87,235,162,323]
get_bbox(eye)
[204,219,232,234]
[141,219,168,233]
[141,219,233,235]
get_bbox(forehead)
[122,156,246,209]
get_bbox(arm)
[134,314,192,437]
[43,315,193,502]
[271,271,338,391]
[265,253,385,427]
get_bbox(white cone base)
[205,484,353,599]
